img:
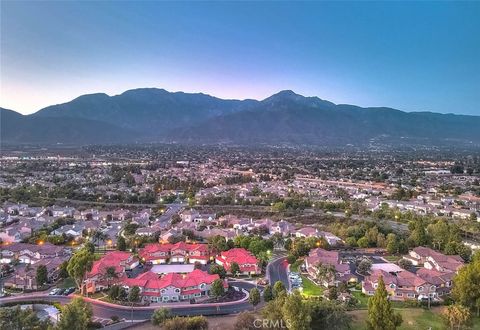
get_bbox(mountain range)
[2,88,480,147]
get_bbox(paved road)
[0,281,256,320]
[266,256,290,291]
[155,203,183,229]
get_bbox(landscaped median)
[78,285,251,310]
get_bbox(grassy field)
[352,290,369,309]
[300,276,324,297]
[59,277,75,288]
[349,307,480,330]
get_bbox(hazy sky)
[1,1,479,115]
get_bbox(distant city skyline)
[1,1,479,115]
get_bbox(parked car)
[63,287,75,295]
[49,288,60,295]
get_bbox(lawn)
[300,276,324,297]
[349,307,480,330]
[59,277,76,289]
[289,259,303,272]
[383,255,401,263]
[352,291,369,309]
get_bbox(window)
[418,286,423,292]
[174,288,180,293]
[389,284,396,289]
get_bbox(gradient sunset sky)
[1,1,479,115]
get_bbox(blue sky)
[1,1,479,115]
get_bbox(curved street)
[0,281,257,320]
[266,254,290,291]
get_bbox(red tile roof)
[123,269,222,291]
[216,248,259,272]
[88,251,136,277]
[139,243,209,261]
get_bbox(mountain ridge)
[1,88,479,146]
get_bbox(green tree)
[327,286,338,301]
[272,201,286,212]
[151,307,172,326]
[442,304,471,330]
[249,287,261,309]
[263,284,274,302]
[128,285,141,303]
[105,266,118,288]
[36,264,48,287]
[208,235,228,254]
[398,259,413,270]
[273,280,286,298]
[84,242,95,254]
[234,312,256,330]
[345,237,357,247]
[386,233,398,254]
[282,290,311,330]
[67,247,94,294]
[316,263,336,286]
[452,254,480,316]
[111,285,127,301]
[357,259,372,275]
[366,276,402,330]
[56,297,93,330]
[211,279,225,299]
[58,261,69,279]
[117,236,127,251]
[366,227,379,246]
[262,291,287,325]
[308,300,352,330]
[357,237,369,248]
[0,306,51,330]
[209,264,226,278]
[230,262,240,277]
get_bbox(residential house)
[139,242,211,265]
[215,248,260,275]
[362,269,437,301]
[0,242,67,264]
[4,256,67,290]
[122,269,227,303]
[403,247,464,272]
[85,251,139,293]
[304,248,353,286]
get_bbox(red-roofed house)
[304,248,355,287]
[404,247,464,272]
[416,268,455,297]
[215,248,260,275]
[122,269,226,303]
[85,251,139,293]
[362,269,437,301]
[139,242,211,265]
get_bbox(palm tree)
[91,230,110,251]
[105,266,118,288]
[316,263,336,287]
